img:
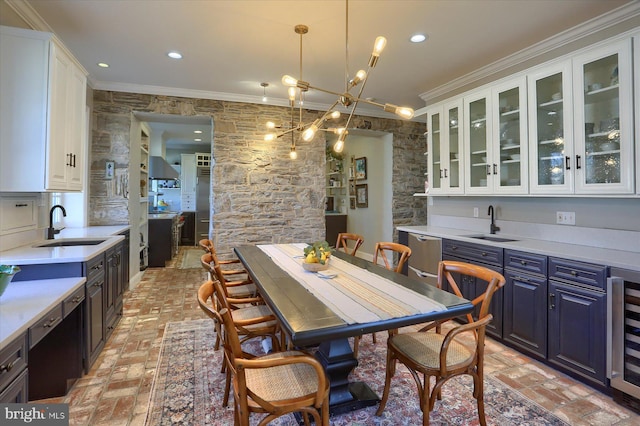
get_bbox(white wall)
[341,131,393,258]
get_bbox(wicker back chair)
[335,232,364,256]
[219,306,329,426]
[375,260,506,425]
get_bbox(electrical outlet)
[473,207,479,218]
[565,211,575,225]
[556,211,576,225]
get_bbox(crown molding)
[419,1,640,104]
[4,0,52,31]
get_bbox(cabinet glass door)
[464,90,491,193]
[427,110,442,192]
[446,104,462,191]
[528,62,573,194]
[493,77,527,194]
[573,39,633,194]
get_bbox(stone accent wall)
[91,91,426,257]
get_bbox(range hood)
[149,156,179,179]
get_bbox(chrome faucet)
[488,205,500,234]
[47,204,67,239]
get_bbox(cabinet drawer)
[505,250,547,276]
[0,196,37,235]
[29,304,63,349]
[442,239,503,267]
[0,368,28,403]
[85,253,105,283]
[548,257,607,290]
[63,285,85,318]
[0,333,28,394]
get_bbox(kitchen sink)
[464,235,519,243]
[35,238,107,247]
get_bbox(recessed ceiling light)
[194,138,202,142]
[194,130,202,134]
[167,51,183,59]
[97,62,109,68]
[410,34,427,43]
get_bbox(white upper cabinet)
[572,38,633,194]
[528,60,574,194]
[0,26,87,192]
[491,77,528,194]
[464,78,527,195]
[427,100,464,195]
[463,88,493,194]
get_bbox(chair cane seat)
[389,332,473,370]
[233,305,277,328]
[245,351,321,404]
[227,283,257,298]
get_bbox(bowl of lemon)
[302,241,332,272]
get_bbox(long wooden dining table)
[234,244,474,416]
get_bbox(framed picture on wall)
[356,184,368,208]
[349,197,356,209]
[355,157,367,180]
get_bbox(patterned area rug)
[180,248,203,269]
[145,319,570,425]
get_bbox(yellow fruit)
[321,253,327,262]
[305,253,318,263]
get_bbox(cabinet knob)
[570,270,578,277]
[0,361,15,373]
[520,260,527,266]
[481,252,488,257]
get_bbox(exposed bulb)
[372,36,387,56]
[282,75,298,86]
[266,121,276,129]
[288,87,296,101]
[262,95,267,102]
[264,133,276,142]
[348,70,367,88]
[384,103,415,119]
[301,124,318,142]
[330,110,341,119]
[333,127,346,135]
[333,131,348,153]
[289,147,298,159]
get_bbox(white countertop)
[0,225,129,265]
[397,225,640,273]
[0,277,86,350]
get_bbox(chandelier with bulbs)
[264,0,415,159]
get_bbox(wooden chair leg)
[372,332,377,343]
[375,347,395,416]
[223,368,231,407]
[474,373,487,426]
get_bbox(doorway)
[132,112,213,271]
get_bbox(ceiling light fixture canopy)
[265,0,414,158]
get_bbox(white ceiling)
[5,0,636,145]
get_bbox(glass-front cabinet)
[573,39,633,194]
[464,89,492,194]
[492,77,528,194]
[528,61,574,194]
[427,100,464,195]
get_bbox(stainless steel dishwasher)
[407,233,441,287]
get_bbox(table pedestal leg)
[315,337,379,415]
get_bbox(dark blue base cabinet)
[548,281,607,385]
[434,237,609,390]
[503,270,548,359]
